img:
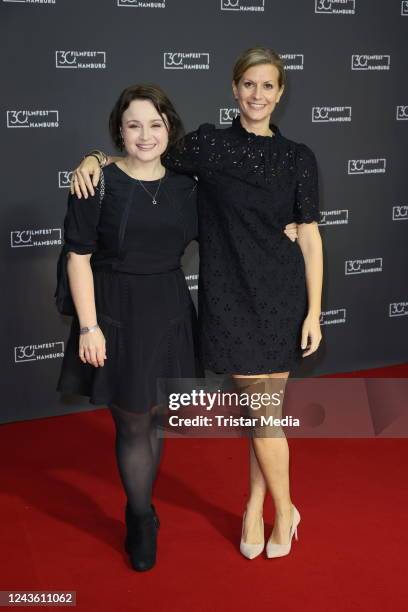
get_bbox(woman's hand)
[284,222,298,242]
[301,313,322,357]
[79,327,107,367]
[70,156,101,199]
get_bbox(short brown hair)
[109,83,184,154]
[232,47,286,89]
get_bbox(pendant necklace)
[122,160,164,205]
[135,176,162,205]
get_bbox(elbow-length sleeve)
[163,123,215,176]
[293,143,320,224]
[55,175,104,315]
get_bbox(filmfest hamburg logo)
[315,0,355,14]
[220,0,264,11]
[219,108,239,125]
[14,342,64,364]
[185,274,198,292]
[280,54,304,71]
[58,171,73,188]
[56,51,106,69]
[345,258,383,275]
[117,0,166,7]
[164,53,210,70]
[351,55,390,70]
[320,309,346,325]
[2,1,56,4]
[396,105,408,120]
[389,303,408,317]
[7,110,59,128]
[348,159,386,174]
[319,210,349,225]
[312,107,351,122]
[10,228,62,248]
[392,205,408,221]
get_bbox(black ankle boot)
[124,503,160,571]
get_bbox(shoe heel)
[266,504,300,559]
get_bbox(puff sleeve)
[54,175,104,315]
[293,143,320,224]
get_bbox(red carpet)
[1,363,407,611]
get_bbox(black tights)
[109,404,163,516]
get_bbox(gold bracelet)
[85,150,107,168]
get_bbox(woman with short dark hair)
[56,83,200,572]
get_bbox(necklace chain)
[122,161,164,205]
[135,176,162,205]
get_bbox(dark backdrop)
[1,0,407,423]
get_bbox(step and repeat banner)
[1,0,407,423]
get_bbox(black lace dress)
[164,115,320,374]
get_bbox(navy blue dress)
[55,164,201,413]
[164,115,320,374]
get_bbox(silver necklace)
[135,176,163,205]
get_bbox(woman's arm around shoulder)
[70,151,121,199]
[163,123,217,177]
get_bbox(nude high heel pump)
[239,512,265,560]
[266,504,300,559]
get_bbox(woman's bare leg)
[233,372,294,546]
[241,439,267,543]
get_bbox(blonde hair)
[232,47,285,89]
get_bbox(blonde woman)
[71,47,323,559]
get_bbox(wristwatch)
[80,324,100,335]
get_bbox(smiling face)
[232,63,284,126]
[120,99,169,162]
